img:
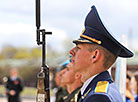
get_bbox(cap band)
[80,34,102,44]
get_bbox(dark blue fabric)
[78,71,123,102]
[73,5,134,58]
[136,95,138,102]
[83,71,112,95]
[126,95,138,102]
[126,97,132,102]
[86,94,111,102]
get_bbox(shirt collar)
[11,76,17,81]
[81,74,98,95]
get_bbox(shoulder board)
[3,77,8,82]
[63,95,68,100]
[94,81,109,93]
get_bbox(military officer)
[69,5,134,102]
[54,61,69,102]
[5,68,23,102]
[61,62,82,102]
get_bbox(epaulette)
[94,81,109,93]
[63,95,68,100]
[3,77,8,83]
[82,88,92,99]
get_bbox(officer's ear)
[91,49,100,63]
[75,72,81,79]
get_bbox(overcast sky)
[0,0,138,51]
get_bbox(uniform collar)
[81,71,112,96]
[10,76,17,81]
[81,74,98,95]
[64,86,81,102]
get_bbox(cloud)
[0,23,35,48]
[0,0,34,14]
[0,0,138,50]
[0,23,34,36]
[0,22,68,50]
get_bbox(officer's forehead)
[75,43,91,48]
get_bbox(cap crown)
[73,6,134,58]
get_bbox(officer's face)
[59,68,67,86]
[10,68,18,77]
[69,43,92,73]
[61,63,75,84]
[55,68,67,87]
[55,72,61,86]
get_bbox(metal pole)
[120,35,127,102]
[115,35,127,102]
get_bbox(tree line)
[0,40,73,87]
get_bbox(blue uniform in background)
[126,95,138,102]
[78,71,123,102]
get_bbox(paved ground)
[0,97,35,102]
[0,96,55,102]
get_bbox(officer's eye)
[66,68,69,71]
[76,46,81,49]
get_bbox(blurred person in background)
[131,73,138,102]
[54,61,69,102]
[61,62,82,102]
[4,68,23,102]
[126,74,135,102]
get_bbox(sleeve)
[85,94,111,102]
[15,78,24,95]
[19,78,24,91]
[5,77,10,92]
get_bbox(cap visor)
[73,38,93,44]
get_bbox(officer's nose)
[69,47,75,56]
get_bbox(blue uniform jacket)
[78,71,123,102]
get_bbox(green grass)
[0,85,5,95]
[0,85,37,97]
[21,87,37,97]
